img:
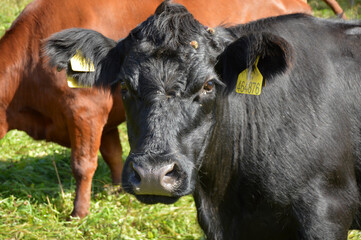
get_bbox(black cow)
[45,1,361,239]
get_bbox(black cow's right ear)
[44,28,121,87]
[216,32,293,94]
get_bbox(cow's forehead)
[117,5,225,95]
[120,44,214,97]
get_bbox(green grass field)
[1,0,361,239]
[0,124,202,239]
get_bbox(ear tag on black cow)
[67,50,95,88]
[235,56,264,95]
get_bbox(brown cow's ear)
[216,33,293,94]
[44,28,119,88]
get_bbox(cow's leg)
[293,181,357,240]
[69,121,103,218]
[100,128,123,185]
[0,110,8,139]
[0,126,7,139]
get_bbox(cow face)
[116,3,229,204]
[45,1,291,204]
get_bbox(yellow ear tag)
[70,51,95,72]
[66,75,90,88]
[67,50,94,88]
[235,56,264,95]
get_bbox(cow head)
[45,1,292,204]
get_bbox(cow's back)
[176,0,311,26]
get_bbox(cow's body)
[0,0,344,218]
[45,1,361,238]
[197,16,361,239]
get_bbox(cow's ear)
[44,28,121,87]
[216,32,293,93]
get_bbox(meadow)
[0,0,361,239]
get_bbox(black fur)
[45,1,361,239]
[45,28,122,87]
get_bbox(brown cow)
[0,0,344,218]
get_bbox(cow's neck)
[193,93,273,239]
[196,95,241,199]
[0,24,32,90]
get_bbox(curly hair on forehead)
[129,1,207,50]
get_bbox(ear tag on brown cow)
[66,75,90,88]
[67,50,94,88]
[70,50,95,72]
[235,56,264,95]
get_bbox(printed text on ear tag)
[236,56,264,95]
[70,50,95,72]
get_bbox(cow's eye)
[203,79,215,92]
[120,81,127,91]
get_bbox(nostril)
[165,163,180,178]
[162,163,181,188]
[165,168,176,177]
[130,162,142,185]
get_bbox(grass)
[310,0,361,19]
[0,124,203,239]
[0,0,31,36]
[0,0,361,239]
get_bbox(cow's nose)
[129,162,180,196]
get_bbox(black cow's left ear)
[44,28,122,88]
[216,32,293,93]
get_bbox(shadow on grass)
[0,150,114,204]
